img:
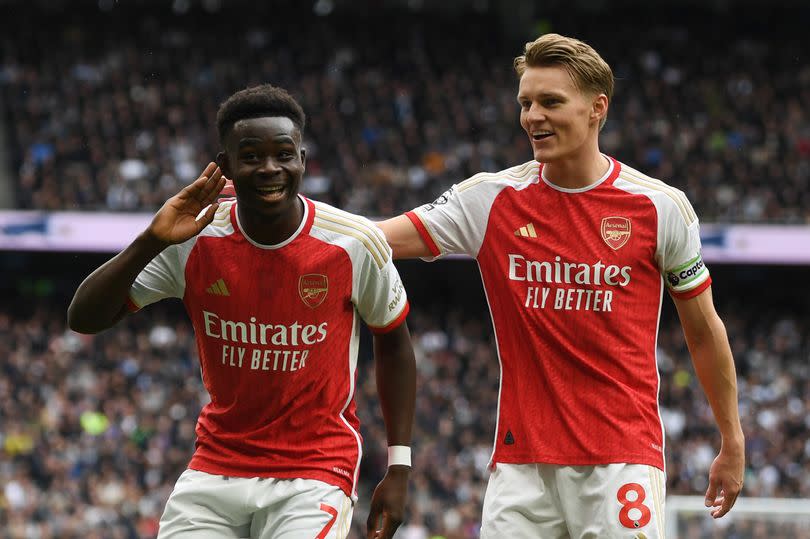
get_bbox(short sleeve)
[659,200,711,299]
[406,163,538,260]
[406,183,490,260]
[128,244,186,311]
[354,243,409,334]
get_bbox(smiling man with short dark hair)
[68,84,416,539]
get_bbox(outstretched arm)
[366,322,416,539]
[376,215,432,259]
[68,163,225,333]
[673,286,744,518]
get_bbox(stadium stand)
[0,258,807,538]
[0,1,808,537]
[0,3,808,222]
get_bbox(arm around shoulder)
[376,215,433,260]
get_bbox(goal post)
[665,495,810,538]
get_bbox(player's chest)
[183,241,352,315]
[483,190,657,265]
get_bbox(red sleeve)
[669,275,712,300]
[368,301,410,334]
[126,295,142,313]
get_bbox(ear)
[216,151,231,178]
[591,94,609,126]
[300,147,307,170]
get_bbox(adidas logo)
[206,278,230,296]
[514,223,537,238]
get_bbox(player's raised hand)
[146,162,226,245]
[704,445,744,518]
[366,466,409,539]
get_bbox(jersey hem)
[187,459,354,498]
[491,453,665,472]
[368,301,410,334]
[405,211,441,257]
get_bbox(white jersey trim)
[617,166,696,225]
[612,165,708,293]
[312,201,390,269]
[309,200,406,331]
[129,200,237,309]
[412,161,540,260]
[339,309,362,502]
[540,155,614,193]
[457,160,538,193]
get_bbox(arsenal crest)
[299,274,328,308]
[601,217,631,250]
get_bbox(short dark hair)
[216,84,306,142]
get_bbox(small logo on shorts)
[504,430,515,445]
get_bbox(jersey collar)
[232,194,314,250]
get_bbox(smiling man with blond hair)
[379,33,744,538]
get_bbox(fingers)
[366,510,402,539]
[199,161,218,181]
[366,507,381,539]
[197,166,224,202]
[711,486,740,518]
[704,479,719,508]
[182,162,222,200]
[707,481,741,519]
[201,174,227,207]
[194,202,219,229]
[711,494,730,518]
[375,514,398,539]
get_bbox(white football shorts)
[481,462,665,538]
[157,469,354,539]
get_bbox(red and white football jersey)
[128,196,409,498]
[406,157,710,471]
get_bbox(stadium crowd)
[0,281,807,538]
[1,4,809,222]
[1,3,809,538]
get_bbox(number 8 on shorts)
[617,482,652,529]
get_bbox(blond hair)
[514,33,614,128]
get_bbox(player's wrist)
[387,445,412,467]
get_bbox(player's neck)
[237,197,305,246]
[542,151,610,190]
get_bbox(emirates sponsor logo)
[202,310,327,346]
[508,254,632,287]
[601,216,631,250]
